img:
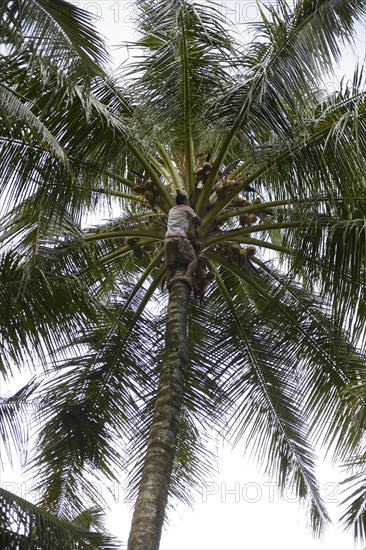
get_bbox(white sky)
[1,2,366,549]
[104,441,361,549]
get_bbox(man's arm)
[185,205,201,227]
[192,214,201,228]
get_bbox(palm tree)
[0,0,111,371]
[0,0,123,547]
[2,1,366,549]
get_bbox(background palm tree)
[0,0,111,372]
[0,1,123,547]
[2,0,366,549]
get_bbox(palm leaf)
[1,0,108,73]
[0,379,39,468]
[0,488,121,549]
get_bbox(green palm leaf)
[1,0,108,72]
[0,489,121,549]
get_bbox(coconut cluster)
[211,241,256,268]
[193,162,262,219]
[194,162,213,184]
[192,162,214,205]
[214,179,237,200]
[133,179,159,207]
[192,259,215,302]
[237,197,262,227]
[192,162,260,275]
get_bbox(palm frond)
[0,488,121,549]
[0,47,132,217]
[0,378,39,468]
[1,0,108,73]
[129,0,235,177]
[0,248,104,374]
[28,296,161,518]
[198,0,366,205]
[205,267,330,533]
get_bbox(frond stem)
[128,142,173,208]
[180,12,195,195]
[96,238,161,266]
[157,144,184,192]
[84,229,163,242]
[123,249,165,310]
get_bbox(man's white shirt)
[165,204,197,237]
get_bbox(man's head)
[176,192,188,205]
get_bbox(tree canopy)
[1,0,366,548]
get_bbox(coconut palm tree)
[2,1,366,549]
[0,0,123,547]
[0,0,111,370]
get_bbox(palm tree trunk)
[127,273,191,550]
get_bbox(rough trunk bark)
[127,273,191,550]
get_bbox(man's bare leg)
[186,259,197,278]
[166,265,174,284]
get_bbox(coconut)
[215,184,225,198]
[144,190,155,203]
[232,197,245,207]
[247,213,258,225]
[143,179,154,190]
[239,214,247,226]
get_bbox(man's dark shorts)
[164,237,197,266]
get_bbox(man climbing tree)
[164,192,201,287]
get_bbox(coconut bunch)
[210,242,256,268]
[192,160,244,210]
[237,197,263,227]
[213,178,240,201]
[192,162,214,206]
[194,162,213,185]
[191,258,215,303]
[133,178,159,208]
